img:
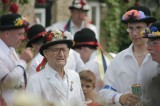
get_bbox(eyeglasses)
[146,41,160,46]
[47,48,69,55]
[127,26,146,33]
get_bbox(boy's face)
[81,80,95,100]
[126,22,148,46]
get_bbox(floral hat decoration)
[142,21,160,39]
[0,13,29,30]
[121,6,156,24]
[69,0,89,11]
[39,29,73,56]
[36,29,73,72]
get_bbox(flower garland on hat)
[122,10,145,21]
[141,26,160,37]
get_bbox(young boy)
[79,70,100,106]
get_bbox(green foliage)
[100,0,133,53]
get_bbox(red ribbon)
[36,57,47,72]
[74,41,99,46]
[29,31,46,41]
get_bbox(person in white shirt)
[0,13,33,106]
[26,24,86,77]
[99,6,159,106]
[73,28,112,91]
[46,0,98,39]
[26,29,85,106]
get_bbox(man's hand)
[20,47,33,63]
[119,93,139,106]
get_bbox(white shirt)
[0,39,27,106]
[46,20,98,40]
[84,50,111,91]
[99,44,159,106]
[27,49,86,77]
[26,63,85,106]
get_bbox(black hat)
[73,28,98,48]
[0,13,28,30]
[40,29,73,56]
[69,0,89,11]
[121,6,157,24]
[26,24,46,47]
[142,21,160,39]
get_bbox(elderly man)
[26,29,85,106]
[99,6,159,106]
[142,21,160,106]
[26,24,86,77]
[0,13,33,106]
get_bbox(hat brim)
[121,17,157,24]
[69,7,89,11]
[26,37,43,47]
[0,24,28,30]
[40,40,73,56]
[142,36,160,39]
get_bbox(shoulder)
[66,69,80,79]
[30,54,43,65]
[28,69,45,82]
[46,21,67,31]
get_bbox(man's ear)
[3,30,10,38]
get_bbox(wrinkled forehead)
[49,43,68,48]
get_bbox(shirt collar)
[124,43,134,58]
[46,63,68,77]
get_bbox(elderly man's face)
[147,39,160,63]
[44,43,70,68]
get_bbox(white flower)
[64,31,73,40]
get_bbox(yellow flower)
[152,31,160,36]
[14,18,23,26]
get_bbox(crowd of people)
[0,0,160,106]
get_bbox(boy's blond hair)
[79,70,96,87]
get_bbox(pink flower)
[125,10,139,20]
[9,3,19,13]
[122,10,145,20]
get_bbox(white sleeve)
[0,59,27,88]
[99,60,122,106]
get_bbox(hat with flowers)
[0,13,29,30]
[26,24,46,47]
[121,6,157,24]
[69,0,89,11]
[39,29,73,56]
[142,21,160,39]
